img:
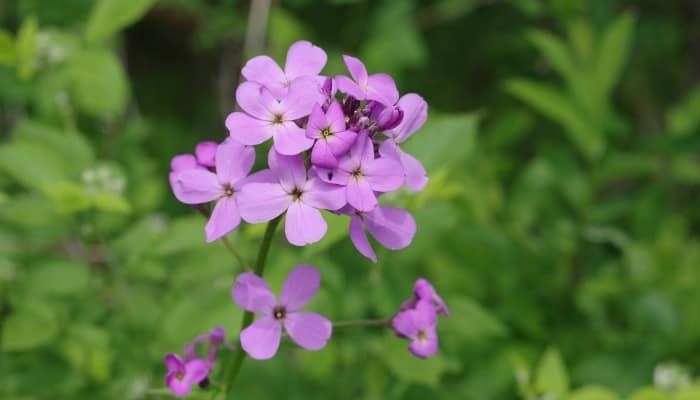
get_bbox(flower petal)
[326,100,347,133]
[205,196,241,242]
[365,206,416,250]
[242,55,285,91]
[280,264,320,311]
[335,75,365,100]
[171,154,198,172]
[284,311,332,351]
[346,178,377,212]
[302,178,346,211]
[231,272,276,314]
[280,77,324,120]
[238,182,291,223]
[284,202,327,246]
[366,73,399,105]
[325,129,356,157]
[166,373,193,397]
[392,93,427,142]
[215,139,255,185]
[164,353,184,372]
[349,214,377,262]
[240,316,282,360]
[310,139,339,169]
[364,158,403,192]
[195,141,217,167]
[268,149,307,191]
[284,40,327,80]
[305,103,328,138]
[184,358,210,384]
[235,81,277,120]
[174,169,222,204]
[272,122,314,155]
[391,309,419,339]
[408,327,438,359]
[342,55,368,84]
[226,112,273,146]
[398,149,428,191]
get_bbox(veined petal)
[346,178,377,212]
[238,182,291,223]
[281,77,324,120]
[392,93,427,142]
[335,75,365,100]
[349,215,376,262]
[285,40,327,80]
[310,139,339,169]
[225,112,273,146]
[216,140,255,185]
[280,265,320,311]
[285,202,327,246]
[398,149,428,191]
[272,122,314,155]
[365,206,416,250]
[205,196,241,242]
[302,178,346,210]
[231,272,276,314]
[366,73,399,106]
[242,55,285,90]
[240,316,282,360]
[342,55,368,84]
[174,169,222,204]
[364,158,403,192]
[235,81,277,120]
[284,311,332,351]
[326,100,346,133]
[306,103,328,138]
[326,129,356,157]
[268,149,307,191]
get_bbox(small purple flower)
[392,300,439,359]
[242,40,327,99]
[164,353,210,397]
[348,205,416,262]
[169,154,201,193]
[232,265,332,360]
[226,78,323,155]
[238,149,345,246]
[379,93,429,191]
[305,101,357,168]
[317,132,403,212]
[401,278,449,316]
[184,326,227,367]
[173,139,255,242]
[336,55,399,106]
[195,141,218,168]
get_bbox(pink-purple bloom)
[401,278,449,316]
[232,265,332,360]
[238,149,345,246]
[392,278,447,359]
[305,101,357,168]
[164,354,209,397]
[348,205,416,262]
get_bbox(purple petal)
[280,264,320,311]
[408,326,438,359]
[392,309,419,338]
[231,272,276,314]
[284,202,327,246]
[349,215,377,262]
[399,149,428,191]
[171,154,198,172]
[326,129,356,157]
[310,139,339,168]
[313,165,350,186]
[173,169,222,204]
[280,77,324,120]
[284,40,327,80]
[268,149,307,192]
[335,75,365,100]
[272,122,314,155]
[306,103,328,138]
[242,55,286,90]
[365,206,416,250]
[166,373,192,397]
[366,73,399,106]
[225,112,273,146]
[346,178,377,212]
[238,182,291,223]
[215,140,255,185]
[342,55,368,84]
[164,353,184,373]
[235,81,277,120]
[184,358,210,383]
[195,141,217,168]
[326,100,347,133]
[364,158,403,192]
[353,131,375,164]
[240,316,282,360]
[284,311,332,351]
[205,196,241,242]
[413,298,438,327]
[392,93,428,142]
[302,178,346,211]
[208,327,226,345]
[414,278,449,316]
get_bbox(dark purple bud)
[343,96,360,116]
[322,77,334,98]
[377,106,404,130]
[198,377,210,389]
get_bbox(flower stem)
[215,216,281,399]
[333,318,392,328]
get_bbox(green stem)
[215,216,281,399]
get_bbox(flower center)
[291,187,303,200]
[273,306,286,320]
[176,371,185,380]
[224,185,234,197]
[351,168,363,179]
[321,127,333,138]
[417,330,428,342]
[272,114,284,124]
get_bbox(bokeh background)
[1,0,700,399]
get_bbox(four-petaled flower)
[305,101,357,168]
[392,300,439,359]
[336,55,399,106]
[164,353,210,397]
[348,205,416,262]
[232,265,332,360]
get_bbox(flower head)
[401,277,449,316]
[164,353,210,397]
[305,101,357,168]
[392,300,439,359]
[232,265,332,360]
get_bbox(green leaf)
[60,325,113,382]
[84,0,157,43]
[667,85,700,138]
[1,302,58,351]
[568,385,620,400]
[13,120,94,174]
[441,296,508,342]
[596,12,635,96]
[16,16,38,79]
[676,386,700,400]
[626,387,670,400]
[41,182,92,213]
[504,78,603,159]
[528,30,577,83]
[535,347,569,397]
[66,49,129,118]
[0,29,16,65]
[27,259,90,295]
[92,191,131,213]
[0,141,70,188]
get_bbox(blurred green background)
[1,0,700,399]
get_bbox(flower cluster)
[392,279,448,359]
[164,327,227,397]
[169,40,428,261]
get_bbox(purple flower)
[242,40,327,99]
[173,139,255,242]
[169,154,201,193]
[317,132,403,212]
[164,353,210,397]
[401,278,449,316]
[226,78,323,155]
[238,149,345,246]
[392,300,439,359]
[336,55,399,106]
[183,326,227,367]
[305,101,357,168]
[195,141,217,168]
[379,93,429,191]
[232,265,332,360]
[348,205,416,262]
